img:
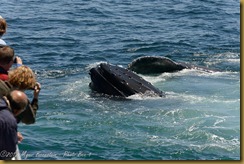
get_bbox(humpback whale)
[89,63,164,97]
[89,56,216,97]
[128,56,191,74]
[127,56,218,74]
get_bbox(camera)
[13,57,17,63]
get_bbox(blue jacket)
[0,98,17,160]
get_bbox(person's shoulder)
[0,107,12,120]
[0,39,6,45]
[0,108,16,126]
[0,98,7,106]
[0,80,12,95]
[0,74,8,81]
[0,99,13,120]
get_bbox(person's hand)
[15,56,23,65]
[33,82,41,99]
[17,132,23,143]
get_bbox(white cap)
[0,15,2,19]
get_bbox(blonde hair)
[0,17,7,36]
[8,65,36,90]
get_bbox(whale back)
[89,63,164,97]
[128,56,188,74]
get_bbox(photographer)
[0,65,41,124]
[0,45,22,81]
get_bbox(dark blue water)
[1,0,240,160]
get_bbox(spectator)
[0,90,28,160]
[0,45,23,81]
[0,15,7,45]
[0,65,41,124]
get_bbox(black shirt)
[0,99,17,160]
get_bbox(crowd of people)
[0,15,41,160]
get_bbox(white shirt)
[0,38,6,45]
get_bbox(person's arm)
[21,83,41,124]
[17,132,23,143]
[15,56,23,67]
[31,82,41,116]
[20,102,37,124]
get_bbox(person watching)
[0,65,41,124]
[0,45,23,81]
[0,90,28,160]
[0,15,7,45]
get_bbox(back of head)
[8,65,37,90]
[0,16,7,36]
[0,45,14,65]
[7,90,28,116]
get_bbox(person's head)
[8,65,37,90]
[0,16,7,37]
[0,45,15,70]
[6,90,28,118]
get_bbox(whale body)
[127,56,191,74]
[127,56,218,74]
[89,63,164,97]
[88,56,217,98]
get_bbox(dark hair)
[0,45,15,65]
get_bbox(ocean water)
[1,0,240,160]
